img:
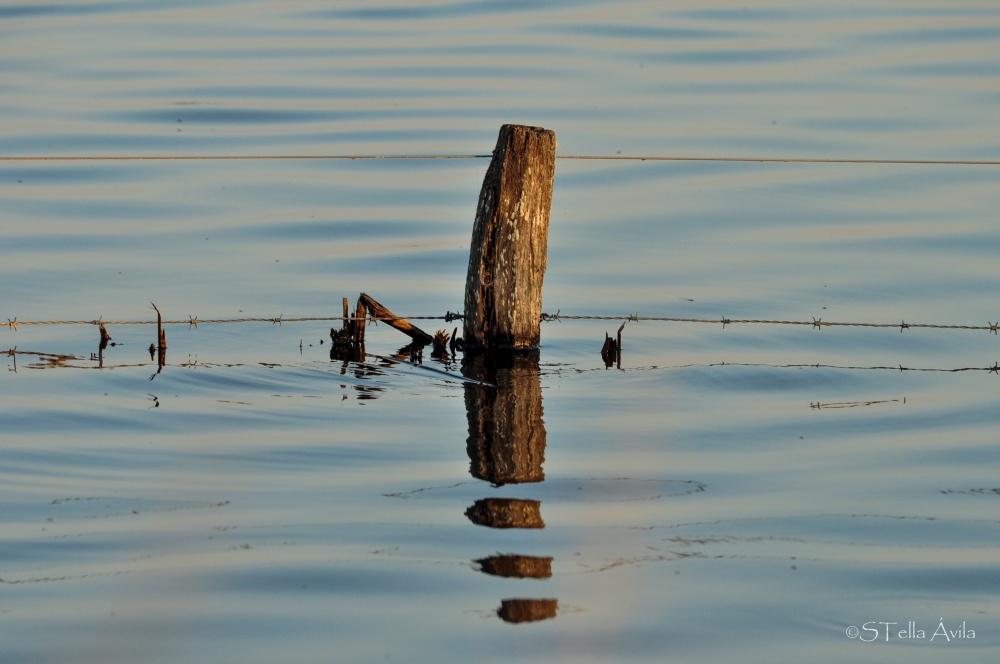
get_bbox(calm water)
[2,1,1000,662]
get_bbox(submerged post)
[464,124,556,352]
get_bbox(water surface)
[2,1,1000,662]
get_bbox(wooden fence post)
[464,124,556,352]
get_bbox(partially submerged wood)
[329,295,367,362]
[601,321,626,368]
[95,322,111,368]
[330,293,431,361]
[464,124,556,352]
[98,323,111,350]
[150,302,166,349]
[149,302,166,377]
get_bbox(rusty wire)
[2,312,999,334]
[2,315,446,329]
[540,313,999,333]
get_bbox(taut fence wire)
[3,312,999,334]
[2,154,1000,166]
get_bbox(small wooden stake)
[151,302,166,349]
[354,296,367,344]
[98,323,111,350]
[149,302,167,378]
[464,124,556,352]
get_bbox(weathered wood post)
[464,124,556,352]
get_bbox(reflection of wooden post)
[498,599,558,624]
[476,554,552,579]
[465,498,544,529]
[464,124,556,352]
[464,353,545,486]
[462,333,557,623]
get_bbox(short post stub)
[464,124,556,352]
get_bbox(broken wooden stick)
[359,293,434,346]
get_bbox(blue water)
[2,1,1000,662]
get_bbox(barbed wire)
[2,312,999,334]
[540,313,999,333]
[2,154,999,166]
[1,315,454,329]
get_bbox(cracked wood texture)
[464,124,556,351]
